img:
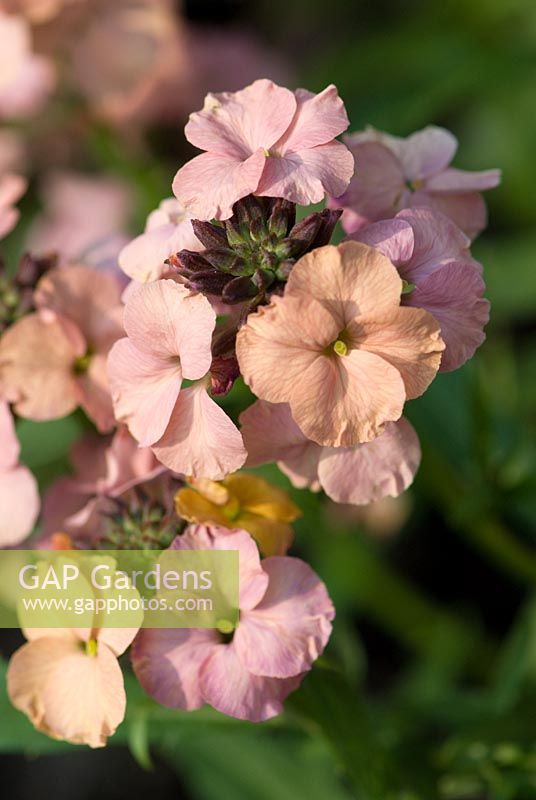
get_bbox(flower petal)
[398,126,457,181]
[424,167,501,193]
[350,218,415,266]
[411,190,488,240]
[274,85,350,153]
[396,207,472,282]
[0,399,19,470]
[0,464,39,546]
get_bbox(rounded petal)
[78,352,116,433]
[0,465,39,546]
[396,207,472,282]
[0,312,83,421]
[119,222,196,283]
[172,149,266,221]
[348,306,444,399]
[199,642,303,722]
[411,190,489,240]
[275,85,350,153]
[132,628,219,710]
[349,218,415,266]
[236,514,294,558]
[285,242,403,324]
[236,294,337,404]
[240,400,322,490]
[224,473,300,523]
[404,261,489,372]
[185,79,296,157]
[398,126,457,181]
[108,338,182,446]
[318,418,421,505]
[7,638,125,748]
[123,279,215,377]
[424,167,501,193]
[152,384,247,481]
[290,348,406,446]
[235,556,334,678]
[0,399,19,469]
[256,140,354,205]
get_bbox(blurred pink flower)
[352,208,490,371]
[237,241,444,447]
[0,172,26,240]
[3,0,85,24]
[40,426,164,544]
[241,400,421,505]
[0,400,39,546]
[0,264,123,430]
[0,10,55,119]
[119,198,202,283]
[108,280,246,479]
[29,172,131,271]
[132,524,334,721]
[173,79,354,220]
[7,625,136,747]
[332,126,501,239]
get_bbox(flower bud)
[191,219,229,250]
[221,275,258,304]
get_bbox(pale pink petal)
[350,218,415,266]
[411,190,488,240]
[199,643,303,722]
[173,525,269,611]
[7,638,125,748]
[123,280,215,377]
[396,207,472,282]
[285,242,403,327]
[399,127,458,181]
[98,627,138,658]
[0,464,39,546]
[107,338,182,447]
[0,54,55,119]
[334,141,406,233]
[78,352,116,433]
[0,172,26,239]
[256,140,354,205]
[274,85,349,152]
[240,400,322,490]
[290,348,406,446]
[131,628,219,710]
[0,399,19,469]
[404,261,489,372]
[0,312,84,421]
[235,557,334,678]
[173,149,266,221]
[152,384,247,480]
[349,306,444,400]
[236,294,338,403]
[185,79,296,157]
[318,418,421,505]
[424,167,501,193]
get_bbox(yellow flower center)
[85,638,98,657]
[333,339,348,357]
[216,619,235,635]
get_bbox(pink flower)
[108,279,246,479]
[241,400,421,505]
[352,208,490,371]
[119,198,202,283]
[173,79,354,220]
[332,126,501,239]
[0,11,55,119]
[29,172,131,271]
[236,241,444,447]
[40,426,164,545]
[0,400,39,546]
[0,264,124,431]
[0,172,26,240]
[132,524,334,721]
[7,626,136,747]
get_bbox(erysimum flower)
[0,264,124,431]
[175,473,301,556]
[352,208,490,371]
[0,172,26,240]
[118,197,202,283]
[0,400,39,546]
[132,524,334,722]
[332,126,501,239]
[236,241,444,447]
[108,279,246,479]
[241,400,421,505]
[0,10,55,119]
[172,78,354,220]
[7,626,136,747]
[40,426,164,545]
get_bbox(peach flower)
[0,400,39,546]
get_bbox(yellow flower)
[175,473,301,556]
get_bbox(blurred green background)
[1,1,535,798]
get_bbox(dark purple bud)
[267,198,294,239]
[202,248,247,274]
[191,220,228,250]
[221,275,258,304]
[170,250,211,276]
[234,195,264,228]
[210,355,241,396]
[288,213,323,252]
[251,268,275,292]
[187,270,231,295]
[224,220,249,249]
[16,252,57,287]
[212,323,238,357]
[309,208,342,248]
[275,259,294,281]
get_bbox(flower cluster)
[0,76,500,746]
